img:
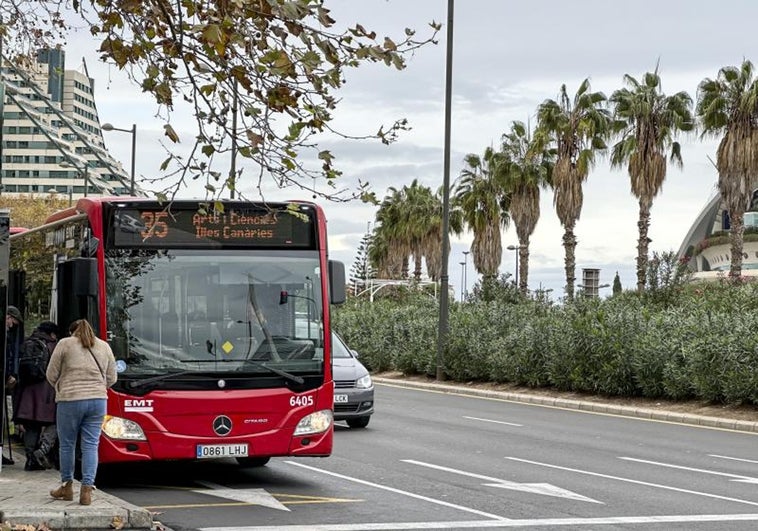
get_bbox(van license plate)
[196,444,248,459]
[334,394,348,403]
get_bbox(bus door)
[55,257,99,334]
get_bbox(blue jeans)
[56,399,106,486]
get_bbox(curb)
[374,377,758,434]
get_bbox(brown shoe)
[50,480,74,501]
[80,485,94,505]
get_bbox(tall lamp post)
[435,0,454,381]
[459,261,466,302]
[101,123,136,195]
[462,250,469,301]
[507,244,520,286]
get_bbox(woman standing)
[46,319,117,505]
[13,321,60,470]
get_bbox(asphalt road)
[100,382,758,530]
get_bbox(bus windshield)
[105,249,324,379]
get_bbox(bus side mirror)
[328,260,346,305]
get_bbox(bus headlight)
[356,374,373,389]
[294,409,333,436]
[102,415,147,441]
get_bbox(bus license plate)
[196,443,248,459]
[334,394,348,403]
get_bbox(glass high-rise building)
[0,48,133,198]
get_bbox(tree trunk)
[413,254,423,281]
[729,209,745,279]
[636,199,651,292]
[519,241,529,295]
[562,222,577,300]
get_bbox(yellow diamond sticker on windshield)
[222,341,234,354]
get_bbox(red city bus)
[10,198,346,466]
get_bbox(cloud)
[50,0,758,299]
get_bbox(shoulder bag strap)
[86,347,106,382]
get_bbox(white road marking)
[377,381,758,434]
[507,457,758,507]
[193,481,290,511]
[620,456,758,484]
[404,459,600,504]
[710,454,758,465]
[199,512,758,530]
[285,460,507,520]
[463,416,523,427]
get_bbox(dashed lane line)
[506,456,758,507]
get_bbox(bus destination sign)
[112,208,313,248]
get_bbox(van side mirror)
[328,260,346,305]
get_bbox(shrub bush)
[333,281,758,405]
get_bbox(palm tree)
[536,79,611,299]
[367,229,404,279]
[610,68,694,291]
[371,187,410,279]
[500,121,554,295]
[370,180,462,282]
[423,185,464,281]
[697,60,758,279]
[403,179,443,281]
[454,147,510,286]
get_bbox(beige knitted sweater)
[46,336,118,402]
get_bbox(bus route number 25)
[140,212,170,239]
[290,395,314,407]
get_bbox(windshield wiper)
[126,359,305,388]
[128,370,197,389]
[248,361,304,385]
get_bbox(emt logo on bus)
[124,399,155,412]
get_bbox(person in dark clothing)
[13,321,59,470]
[3,305,23,466]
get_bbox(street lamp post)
[435,0,454,382]
[459,261,465,302]
[101,122,136,195]
[462,250,469,300]
[507,245,520,286]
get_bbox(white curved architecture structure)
[677,189,758,279]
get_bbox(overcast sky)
[61,0,757,298]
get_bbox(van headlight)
[356,374,373,389]
[294,409,333,436]
[102,415,147,441]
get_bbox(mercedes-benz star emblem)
[213,415,232,436]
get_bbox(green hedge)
[333,281,758,405]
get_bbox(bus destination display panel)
[111,207,314,248]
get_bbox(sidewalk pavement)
[2,380,757,530]
[0,450,154,531]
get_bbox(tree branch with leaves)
[4,0,439,203]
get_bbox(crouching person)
[46,319,117,505]
[13,321,60,470]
